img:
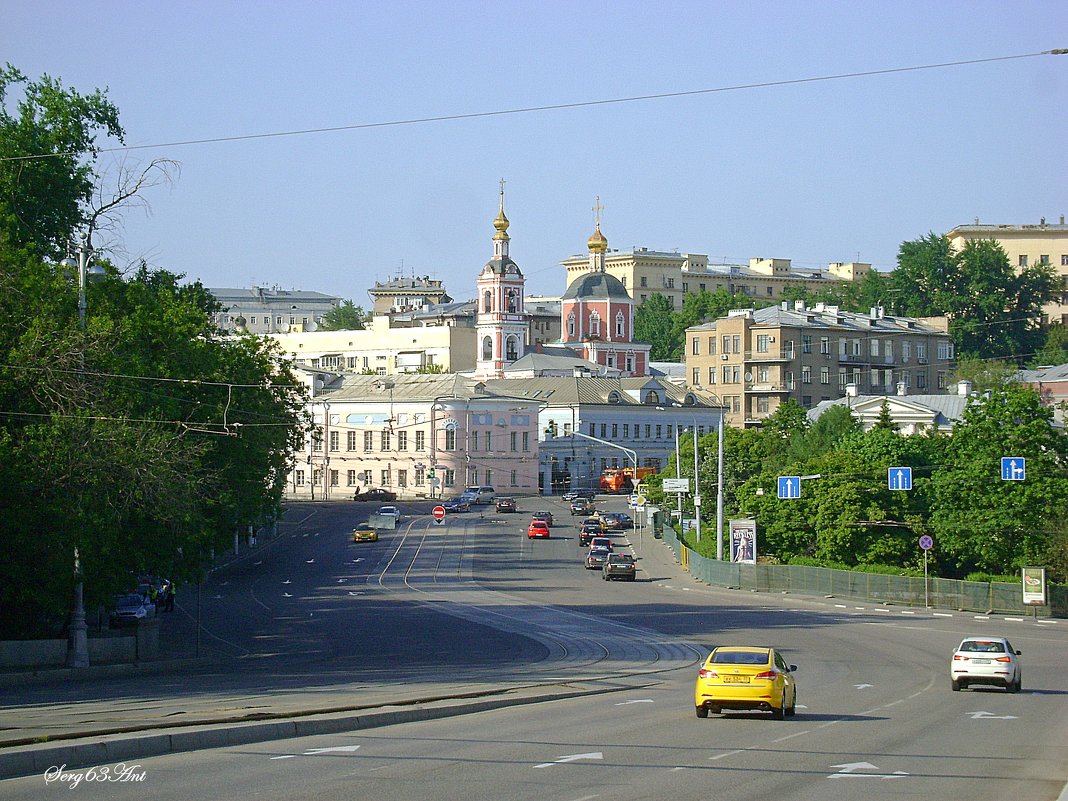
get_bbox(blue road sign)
[777,476,801,499]
[919,535,934,551]
[1001,457,1026,481]
[888,466,913,491]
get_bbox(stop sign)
[432,505,446,523]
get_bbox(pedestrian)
[165,583,176,612]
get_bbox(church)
[473,185,651,380]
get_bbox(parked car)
[584,546,612,570]
[354,487,397,502]
[602,512,634,530]
[495,497,517,513]
[602,552,636,581]
[463,486,496,504]
[442,497,471,513]
[694,646,797,719]
[110,592,157,626]
[951,636,1022,692]
[531,510,554,527]
[570,499,593,516]
[527,520,551,539]
[352,523,378,542]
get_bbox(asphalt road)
[3,496,1067,799]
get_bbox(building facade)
[208,286,342,334]
[685,301,956,427]
[287,372,541,500]
[367,275,452,315]
[947,217,1068,323]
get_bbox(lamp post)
[60,236,104,669]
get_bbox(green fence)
[661,528,1066,617]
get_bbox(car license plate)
[971,658,991,664]
[722,675,750,684]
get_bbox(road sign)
[432,505,446,525]
[663,478,690,493]
[777,476,801,499]
[1001,457,1026,481]
[919,535,934,551]
[888,466,913,491]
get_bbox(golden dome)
[493,184,510,240]
[587,224,607,253]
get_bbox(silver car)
[951,636,1022,692]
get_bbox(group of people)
[143,580,176,612]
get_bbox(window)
[567,313,576,337]
[481,335,493,360]
[415,431,425,451]
[820,337,829,355]
[443,469,455,487]
[600,423,607,438]
[820,366,829,384]
[510,470,517,487]
[415,467,425,486]
[485,432,492,451]
[589,312,601,336]
[311,427,322,451]
[802,335,812,354]
[397,470,408,488]
[612,423,618,438]
[937,371,947,390]
[757,335,770,353]
[640,276,648,287]
[329,470,339,487]
[655,424,662,439]
[506,335,519,361]
[381,469,391,486]
[1062,255,1068,266]
[625,353,634,372]
[708,366,716,384]
[902,341,911,362]
[363,431,373,452]
[1040,255,1049,266]
[722,365,730,383]
[380,430,391,450]
[722,335,731,354]
[1019,254,1028,267]
[623,424,630,437]
[871,338,880,357]
[471,431,479,451]
[445,429,456,450]
[708,336,716,355]
[295,470,305,486]
[692,338,700,355]
[346,431,358,451]
[347,469,357,486]
[802,395,812,408]
[484,469,492,487]
[510,431,518,451]
[506,288,518,312]
[801,365,812,384]
[483,290,492,312]
[645,424,652,438]
[522,431,530,451]
[397,431,408,451]
[732,366,741,383]
[692,368,700,384]
[665,277,674,288]
[917,372,927,389]
[733,335,741,353]
[757,396,769,414]
[312,469,322,486]
[937,341,955,360]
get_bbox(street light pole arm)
[564,430,637,470]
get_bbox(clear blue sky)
[5,1,1066,304]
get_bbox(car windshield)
[960,641,1006,653]
[608,555,633,564]
[711,650,771,664]
[117,594,144,607]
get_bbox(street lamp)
[60,235,105,669]
[671,398,725,559]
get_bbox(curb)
[0,681,636,780]
[0,657,213,689]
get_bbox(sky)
[4,1,1067,305]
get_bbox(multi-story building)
[561,247,870,308]
[947,216,1068,323]
[685,301,955,427]
[367,275,452,315]
[267,317,476,374]
[208,286,342,334]
[287,372,541,500]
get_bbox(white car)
[951,636,1022,692]
[377,505,401,521]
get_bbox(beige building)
[367,275,452,315]
[560,248,870,308]
[947,217,1068,323]
[685,301,955,427]
[266,317,476,375]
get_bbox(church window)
[481,335,493,360]
[483,290,492,313]
[615,312,624,337]
[567,313,576,337]
[505,335,519,361]
[589,312,601,336]
[506,289,518,313]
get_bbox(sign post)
[919,535,934,608]
[432,505,446,526]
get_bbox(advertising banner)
[729,518,757,564]
[1022,566,1047,605]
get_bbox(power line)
[1,51,1063,163]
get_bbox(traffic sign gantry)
[432,505,446,525]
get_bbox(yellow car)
[352,523,378,542]
[694,646,797,719]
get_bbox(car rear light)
[953,654,968,661]
[994,656,1011,663]
[698,668,718,679]
[753,669,780,679]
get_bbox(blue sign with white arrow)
[1001,457,1026,481]
[888,466,912,491]
[778,476,801,499]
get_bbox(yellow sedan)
[694,646,797,719]
[352,523,378,542]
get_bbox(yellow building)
[947,217,1068,323]
[560,248,869,308]
[685,301,954,427]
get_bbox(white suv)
[951,636,1022,692]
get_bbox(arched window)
[589,312,601,336]
[481,335,493,360]
[506,289,518,313]
[567,312,576,337]
[505,335,519,361]
[644,391,660,405]
[483,291,492,313]
[615,311,625,337]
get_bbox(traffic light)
[545,420,557,438]
[427,469,435,479]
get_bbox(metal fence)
[661,528,1066,617]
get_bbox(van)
[463,486,496,504]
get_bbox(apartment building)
[208,286,342,334]
[367,275,452,315]
[560,248,869,308]
[947,217,1068,323]
[685,301,955,427]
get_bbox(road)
[3,496,1067,799]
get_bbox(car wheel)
[951,678,961,691]
[772,703,785,720]
[786,690,796,717]
[696,706,709,719]
[1010,673,1022,693]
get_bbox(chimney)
[896,381,907,396]
[793,300,806,312]
[845,383,858,398]
[957,380,973,397]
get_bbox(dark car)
[531,510,554,527]
[442,497,471,513]
[496,497,517,513]
[584,546,611,570]
[579,524,603,546]
[602,552,636,581]
[570,499,593,516]
[602,512,634,530]
[354,487,397,502]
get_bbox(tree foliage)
[318,299,367,331]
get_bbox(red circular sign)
[432,506,446,521]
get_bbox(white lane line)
[1005,617,1024,622]
[901,610,916,615]
[709,749,747,761]
[835,604,848,608]
[875,608,892,613]
[933,612,953,617]
[771,730,810,743]
[974,615,990,620]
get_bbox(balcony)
[745,349,795,362]
[746,382,793,393]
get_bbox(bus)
[599,466,656,494]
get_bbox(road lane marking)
[534,752,603,769]
[709,750,747,761]
[771,730,810,743]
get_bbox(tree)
[634,294,679,360]
[950,355,1017,392]
[1030,324,1068,368]
[318,299,367,331]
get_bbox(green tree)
[949,354,1017,392]
[318,299,367,331]
[1030,324,1068,368]
[634,293,679,360]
